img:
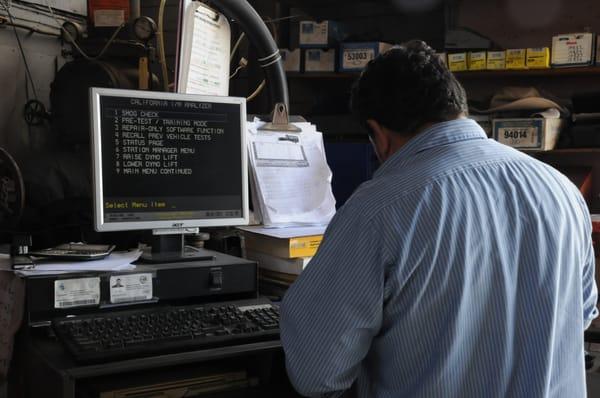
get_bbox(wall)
[455,0,600,49]
[455,0,600,101]
[280,0,446,130]
[0,0,86,162]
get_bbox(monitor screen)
[90,88,248,232]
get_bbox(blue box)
[299,20,346,48]
[280,48,302,72]
[339,42,394,72]
[304,49,336,72]
[324,142,378,208]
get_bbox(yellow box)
[448,53,467,72]
[526,47,550,69]
[487,51,506,69]
[244,233,323,258]
[506,49,527,69]
[468,51,487,70]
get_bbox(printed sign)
[497,126,540,148]
[109,273,153,304]
[342,48,375,69]
[300,21,328,46]
[54,278,100,309]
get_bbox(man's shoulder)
[344,141,582,219]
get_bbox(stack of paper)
[14,250,142,277]
[239,225,325,299]
[176,1,230,95]
[247,120,336,227]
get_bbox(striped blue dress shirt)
[280,118,598,398]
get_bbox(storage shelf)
[286,67,600,80]
[454,66,600,78]
[533,148,600,155]
[286,72,359,79]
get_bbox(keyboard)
[52,297,280,363]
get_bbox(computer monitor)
[90,88,248,262]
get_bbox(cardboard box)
[492,118,565,151]
[436,52,447,66]
[506,49,527,69]
[339,42,393,72]
[468,51,487,70]
[487,51,506,70]
[280,48,301,72]
[299,20,345,48]
[526,47,550,69]
[552,32,595,67]
[304,49,336,72]
[448,53,467,72]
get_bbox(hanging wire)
[1,0,38,100]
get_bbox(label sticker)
[497,126,539,148]
[54,278,100,309]
[94,10,125,27]
[300,21,328,45]
[343,48,375,69]
[109,273,153,304]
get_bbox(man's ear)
[366,119,391,160]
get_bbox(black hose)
[212,0,289,110]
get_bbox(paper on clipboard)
[247,120,336,226]
[176,1,230,95]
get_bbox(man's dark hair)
[351,40,468,135]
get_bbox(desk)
[16,330,296,397]
[8,251,299,397]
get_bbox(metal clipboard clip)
[258,103,301,133]
[193,1,220,22]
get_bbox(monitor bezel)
[90,87,249,232]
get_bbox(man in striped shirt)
[280,41,598,397]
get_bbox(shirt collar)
[373,118,487,178]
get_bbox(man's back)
[281,119,598,397]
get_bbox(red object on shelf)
[88,0,130,27]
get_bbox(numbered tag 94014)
[497,126,539,148]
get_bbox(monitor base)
[139,246,216,264]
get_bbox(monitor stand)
[139,234,215,264]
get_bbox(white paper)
[247,121,336,226]
[177,2,230,96]
[54,277,100,309]
[25,250,141,273]
[110,273,153,304]
[238,225,326,238]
